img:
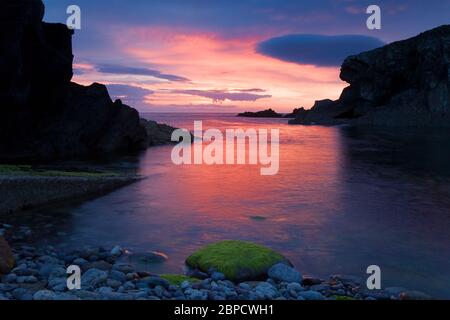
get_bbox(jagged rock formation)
[0,0,175,161]
[237,109,283,118]
[290,25,450,127]
[283,107,308,119]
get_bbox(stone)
[112,263,135,274]
[3,273,17,283]
[268,263,302,284]
[286,282,303,292]
[297,290,326,300]
[138,276,170,289]
[211,272,226,281]
[254,282,279,300]
[186,289,208,300]
[33,290,59,301]
[310,283,331,292]
[81,269,108,288]
[133,251,169,264]
[109,270,127,283]
[110,246,123,257]
[0,237,15,274]
[84,260,112,271]
[106,279,122,289]
[12,288,34,300]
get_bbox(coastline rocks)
[0,0,177,162]
[141,119,178,146]
[290,25,450,127]
[0,237,15,274]
[186,241,291,282]
[268,263,302,284]
[238,109,283,118]
[283,107,308,119]
[0,242,433,300]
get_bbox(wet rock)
[211,272,226,281]
[297,290,325,300]
[81,269,108,288]
[109,270,127,283]
[137,276,170,289]
[268,263,302,284]
[110,246,123,257]
[134,251,169,264]
[254,282,279,300]
[112,263,135,274]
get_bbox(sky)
[43,0,450,113]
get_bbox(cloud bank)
[97,64,190,82]
[107,84,154,105]
[257,34,385,67]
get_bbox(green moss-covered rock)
[160,274,200,286]
[186,240,290,282]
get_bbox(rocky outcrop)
[290,25,450,127]
[141,119,177,146]
[283,107,308,119]
[0,0,175,161]
[0,236,15,274]
[237,109,282,118]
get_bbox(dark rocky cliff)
[0,0,173,161]
[290,25,450,127]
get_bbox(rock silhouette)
[237,109,282,118]
[290,25,450,127]
[0,0,173,161]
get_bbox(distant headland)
[289,25,450,127]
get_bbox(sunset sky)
[43,0,450,113]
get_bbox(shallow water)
[5,113,450,298]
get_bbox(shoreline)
[0,238,432,301]
[0,171,141,216]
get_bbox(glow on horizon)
[73,26,347,113]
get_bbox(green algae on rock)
[186,240,290,282]
[160,274,201,286]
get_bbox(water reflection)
[3,114,450,298]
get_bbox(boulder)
[290,25,450,127]
[186,240,291,282]
[268,263,302,283]
[0,236,15,274]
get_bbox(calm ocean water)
[7,113,450,298]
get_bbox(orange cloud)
[75,26,347,112]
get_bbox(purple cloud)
[171,89,272,102]
[107,84,154,106]
[257,34,385,67]
[97,64,190,82]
